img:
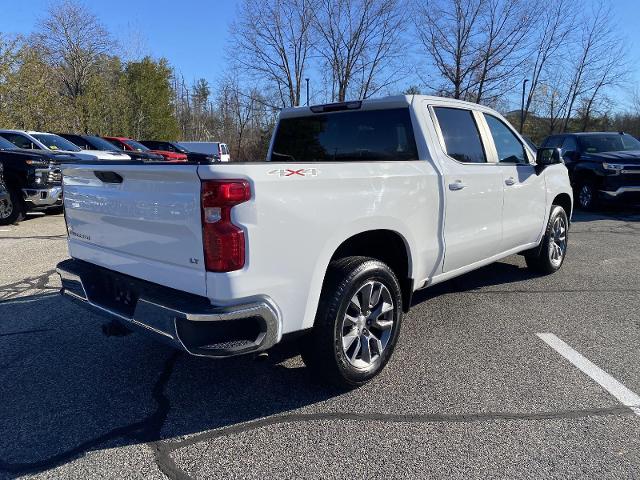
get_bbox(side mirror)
[535,147,562,175]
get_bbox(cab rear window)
[270,108,419,162]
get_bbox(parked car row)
[0,128,230,224]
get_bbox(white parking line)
[537,333,640,416]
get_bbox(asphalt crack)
[0,328,54,337]
[152,404,637,479]
[0,352,179,477]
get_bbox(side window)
[2,133,39,150]
[484,114,527,164]
[542,136,562,149]
[561,136,578,154]
[106,139,124,150]
[433,107,486,163]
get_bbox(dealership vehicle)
[103,136,187,162]
[178,141,230,162]
[0,130,98,161]
[0,135,71,224]
[55,134,132,161]
[59,134,164,162]
[57,95,572,387]
[541,132,640,209]
[139,140,218,163]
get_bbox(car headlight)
[603,162,624,171]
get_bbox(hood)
[0,148,79,164]
[150,149,188,160]
[582,150,640,164]
[124,150,165,161]
[43,149,98,162]
[81,149,131,161]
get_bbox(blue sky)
[1,0,639,108]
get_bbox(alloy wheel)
[548,215,567,267]
[579,184,592,209]
[341,280,395,369]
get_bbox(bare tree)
[414,0,484,100]
[314,0,406,102]
[471,0,534,105]
[561,3,627,132]
[32,0,114,100]
[415,0,534,104]
[232,0,316,107]
[521,0,573,131]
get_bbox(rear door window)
[433,107,486,163]
[270,108,418,162]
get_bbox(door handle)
[448,180,467,191]
[505,177,516,186]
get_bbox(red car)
[103,136,188,162]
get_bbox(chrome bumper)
[56,259,280,358]
[600,186,640,197]
[23,186,63,207]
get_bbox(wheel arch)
[552,192,573,221]
[327,229,414,313]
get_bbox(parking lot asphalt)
[0,209,639,479]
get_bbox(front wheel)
[0,188,26,225]
[300,256,403,388]
[577,182,598,211]
[525,205,569,274]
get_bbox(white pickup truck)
[57,95,572,387]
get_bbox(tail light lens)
[201,179,251,272]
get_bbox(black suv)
[541,132,640,209]
[0,135,77,224]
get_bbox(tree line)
[0,0,638,161]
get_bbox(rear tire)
[300,256,403,388]
[0,187,26,225]
[525,205,569,274]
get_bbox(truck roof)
[279,95,499,119]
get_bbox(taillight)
[201,179,251,272]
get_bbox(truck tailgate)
[61,163,207,296]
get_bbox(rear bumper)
[23,186,63,207]
[56,259,280,358]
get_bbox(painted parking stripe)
[537,333,640,417]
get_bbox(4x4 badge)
[268,168,319,177]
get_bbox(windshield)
[124,139,150,151]
[0,137,17,150]
[85,136,122,152]
[32,134,81,152]
[579,134,640,153]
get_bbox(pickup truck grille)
[48,169,62,184]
